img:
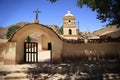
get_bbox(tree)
[26,35,31,42]
[7,25,20,39]
[49,0,57,3]
[49,0,120,26]
[58,26,63,34]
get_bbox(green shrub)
[26,35,31,42]
[58,26,63,34]
[7,25,20,39]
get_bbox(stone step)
[5,78,30,80]
[6,72,28,77]
[5,72,31,80]
[0,64,34,72]
[0,64,36,80]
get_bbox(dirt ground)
[0,60,120,80]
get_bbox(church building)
[63,11,78,40]
[0,10,119,65]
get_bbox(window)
[69,29,72,35]
[68,20,71,22]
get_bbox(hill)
[0,27,8,39]
[47,25,60,33]
[93,25,120,36]
[0,22,29,39]
[1,22,119,40]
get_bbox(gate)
[24,42,38,63]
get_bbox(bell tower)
[63,11,78,40]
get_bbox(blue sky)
[0,0,108,32]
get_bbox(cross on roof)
[33,9,41,20]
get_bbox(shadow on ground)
[27,60,120,80]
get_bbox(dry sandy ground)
[0,61,120,80]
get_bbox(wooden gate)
[24,42,38,63]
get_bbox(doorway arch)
[9,23,63,64]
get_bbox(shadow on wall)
[62,50,119,63]
[62,42,120,63]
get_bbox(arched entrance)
[24,33,52,63]
[9,23,63,64]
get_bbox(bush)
[26,35,31,42]
[7,25,20,39]
[58,26,63,34]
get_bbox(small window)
[69,29,72,35]
[68,20,71,22]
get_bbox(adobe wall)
[8,23,63,64]
[0,23,119,65]
[0,42,16,65]
[62,42,120,61]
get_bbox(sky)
[0,0,108,32]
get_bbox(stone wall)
[62,42,120,62]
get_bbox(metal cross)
[33,9,41,20]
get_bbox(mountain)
[47,25,60,33]
[16,22,29,27]
[93,25,120,36]
[0,22,29,39]
[0,27,8,39]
